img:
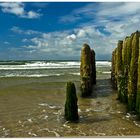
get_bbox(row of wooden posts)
[65,43,96,122]
[64,31,140,122]
[111,31,140,117]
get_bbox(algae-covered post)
[111,50,117,89]
[91,49,96,85]
[136,37,140,116]
[65,82,79,122]
[118,38,128,103]
[80,43,96,97]
[114,48,118,89]
[120,36,132,103]
[111,50,115,83]
[111,30,140,117]
[80,43,92,97]
[116,40,123,101]
[128,31,140,111]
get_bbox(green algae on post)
[114,48,118,89]
[136,37,140,116]
[80,43,92,97]
[91,49,96,85]
[65,82,79,122]
[127,31,140,111]
[116,40,123,101]
[119,38,129,103]
[111,49,117,89]
[120,36,132,104]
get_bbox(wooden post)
[65,82,79,122]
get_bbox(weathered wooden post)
[114,48,118,89]
[65,82,79,122]
[119,38,128,103]
[120,36,132,103]
[91,49,96,85]
[111,50,115,83]
[136,34,140,118]
[111,31,140,117]
[128,31,140,111]
[136,37,140,116]
[111,49,117,89]
[116,40,123,100]
[80,43,92,97]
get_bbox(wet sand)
[0,73,140,137]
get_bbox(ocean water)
[0,60,140,137]
[0,60,111,77]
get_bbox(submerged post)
[64,82,79,122]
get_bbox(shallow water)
[0,73,140,137]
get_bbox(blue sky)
[0,2,140,60]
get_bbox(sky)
[0,2,140,60]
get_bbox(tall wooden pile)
[80,43,96,97]
[111,31,140,116]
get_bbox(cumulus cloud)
[59,2,140,59]
[8,2,140,60]
[66,34,76,41]
[12,25,112,60]
[0,2,41,19]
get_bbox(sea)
[0,60,111,77]
[0,60,140,137]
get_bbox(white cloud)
[25,11,40,18]
[11,26,41,35]
[60,2,140,25]
[14,25,113,60]
[97,3,140,17]
[66,34,76,41]
[58,2,140,59]
[0,2,41,19]
[8,2,140,60]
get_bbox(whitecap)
[0,61,80,70]
[2,128,5,131]
[96,61,111,67]
[18,120,22,124]
[38,103,60,109]
[43,115,48,120]
[133,121,140,127]
[63,122,71,128]
[125,113,131,118]
[70,72,80,76]
[28,132,37,137]
[38,128,60,137]
[102,71,111,74]
[85,108,92,112]
[78,108,82,112]
[27,118,33,123]
[94,131,106,136]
